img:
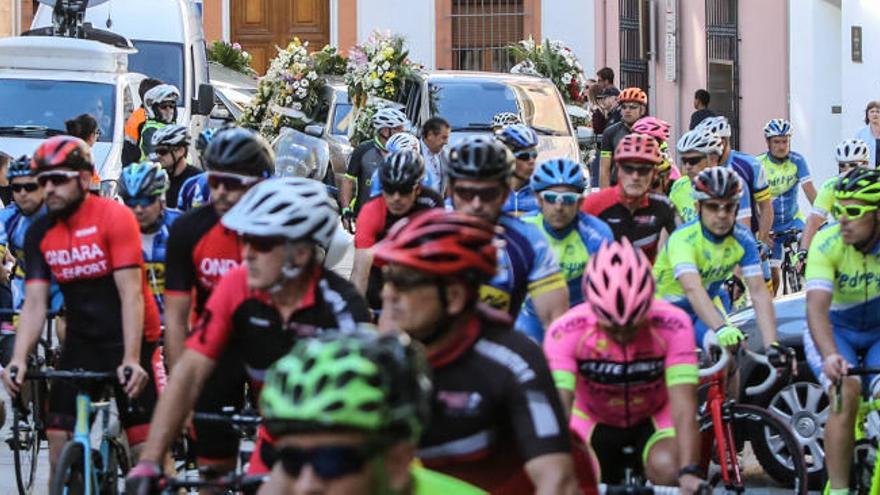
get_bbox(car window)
[129,40,185,103]
[516,81,571,136]
[0,79,116,142]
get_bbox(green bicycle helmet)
[835,168,880,204]
[260,330,432,442]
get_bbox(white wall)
[541,0,595,75]
[356,0,436,69]
[840,0,880,140]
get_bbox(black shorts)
[191,347,247,461]
[590,420,671,484]
[47,337,158,445]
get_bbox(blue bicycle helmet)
[196,127,219,157]
[530,158,586,193]
[495,124,539,152]
[763,119,792,139]
[120,161,169,199]
[7,155,34,181]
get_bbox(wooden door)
[232,0,329,74]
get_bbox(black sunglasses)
[383,184,415,196]
[618,163,654,177]
[36,171,79,187]
[207,172,260,192]
[11,183,40,193]
[452,185,505,203]
[276,445,378,480]
[680,156,705,166]
[514,150,538,161]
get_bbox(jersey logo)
[633,215,657,225]
[199,258,239,278]
[46,243,110,280]
[577,358,665,385]
[74,226,98,238]
[436,391,483,417]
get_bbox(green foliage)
[207,40,256,76]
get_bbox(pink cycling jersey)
[544,300,699,429]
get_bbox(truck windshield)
[0,79,115,141]
[130,40,185,103]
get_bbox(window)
[451,0,524,72]
[129,40,186,104]
[706,0,740,147]
[618,0,649,91]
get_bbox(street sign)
[664,0,676,82]
[852,26,862,63]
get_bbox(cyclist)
[517,158,613,342]
[352,150,442,314]
[162,127,271,473]
[669,128,752,226]
[653,167,780,353]
[801,138,871,251]
[149,124,202,205]
[123,78,162,166]
[582,133,678,262]
[446,136,568,326]
[545,239,705,493]
[373,208,579,494]
[367,132,432,197]
[803,168,880,495]
[756,119,817,292]
[492,111,522,132]
[340,107,408,230]
[2,136,160,481]
[139,84,180,161]
[176,127,217,211]
[497,123,541,217]
[697,116,774,245]
[128,178,370,484]
[250,331,487,494]
[598,87,647,188]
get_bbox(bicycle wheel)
[736,403,809,494]
[50,441,87,495]
[849,438,876,495]
[11,396,40,495]
[98,437,130,495]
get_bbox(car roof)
[0,36,133,74]
[32,0,190,43]
[424,70,551,85]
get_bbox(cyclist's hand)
[679,474,707,495]
[118,361,148,398]
[2,359,26,395]
[795,249,808,274]
[125,460,162,495]
[766,342,797,373]
[823,353,849,382]
[341,208,355,233]
[716,325,745,347]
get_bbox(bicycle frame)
[855,397,880,493]
[700,368,744,488]
[67,386,116,495]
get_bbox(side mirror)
[304,124,325,138]
[192,83,215,116]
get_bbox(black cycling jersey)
[345,140,384,213]
[599,121,633,186]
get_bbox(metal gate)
[706,0,740,148]
[451,0,524,72]
[619,0,649,91]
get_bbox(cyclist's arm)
[351,249,372,296]
[339,175,356,211]
[800,213,825,251]
[163,218,198,370]
[802,180,817,204]
[525,454,578,495]
[350,201,382,295]
[806,289,835,358]
[668,383,700,468]
[598,155,612,189]
[114,267,145,365]
[677,272,726,331]
[757,198,774,244]
[6,281,48,369]
[533,287,569,330]
[744,274,778,346]
[164,294,191,371]
[544,315,585,418]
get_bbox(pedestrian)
[689,89,715,130]
[855,100,880,168]
[596,67,618,92]
[420,117,450,196]
[593,86,621,135]
[65,113,101,147]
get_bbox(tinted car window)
[130,40,185,103]
[0,79,115,141]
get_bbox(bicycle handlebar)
[840,367,880,376]
[744,350,779,396]
[698,332,730,378]
[193,411,262,426]
[599,482,711,494]
[160,474,267,491]
[14,368,117,381]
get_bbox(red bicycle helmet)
[632,117,670,143]
[618,87,648,105]
[373,209,497,280]
[31,135,94,173]
[614,133,662,165]
[582,238,655,328]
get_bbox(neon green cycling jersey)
[412,465,487,494]
[669,177,697,223]
[654,220,763,302]
[811,176,838,219]
[804,224,880,331]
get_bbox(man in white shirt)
[421,117,451,196]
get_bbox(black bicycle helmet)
[446,135,513,181]
[202,126,274,178]
[692,167,743,201]
[380,150,425,190]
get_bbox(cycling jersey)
[345,139,385,213]
[123,107,147,166]
[411,465,488,494]
[0,204,63,313]
[167,165,202,206]
[176,173,211,211]
[722,149,770,231]
[599,121,632,186]
[516,212,613,341]
[757,151,812,232]
[418,305,570,491]
[810,176,838,219]
[502,185,539,217]
[581,185,678,262]
[480,215,566,318]
[544,299,698,429]
[141,208,182,318]
[24,194,161,343]
[667,176,752,225]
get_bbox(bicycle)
[10,367,132,495]
[831,367,880,494]
[191,408,261,475]
[158,473,266,494]
[774,228,804,295]
[697,343,808,493]
[596,442,712,494]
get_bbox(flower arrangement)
[508,37,589,106]
[313,45,348,77]
[207,40,256,76]
[345,30,420,108]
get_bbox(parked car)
[303,78,354,185]
[730,292,827,490]
[207,61,258,124]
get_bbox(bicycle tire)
[99,437,131,495]
[11,399,40,495]
[50,441,87,495]
[734,403,809,494]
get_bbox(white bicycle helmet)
[492,112,522,129]
[386,132,421,153]
[222,177,337,249]
[150,124,191,149]
[835,139,870,164]
[372,108,409,131]
[677,128,724,156]
[143,84,180,120]
[696,116,732,139]
[763,119,792,139]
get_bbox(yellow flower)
[383,71,396,82]
[370,71,378,80]
[381,47,394,58]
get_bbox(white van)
[32,0,215,134]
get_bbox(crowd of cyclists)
[0,72,876,495]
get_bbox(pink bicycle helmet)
[632,117,671,143]
[582,238,655,328]
[614,133,662,165]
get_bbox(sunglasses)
[452,185,505,203]
[700,201,739,214]
[158,102,176,110]
[36,170,80,187]
[838,162,865,173]
[382,266,439,291]
[383,184,415,196]
[832,203,879,221]
[207,172,260,192]
[680,156,705,166]
[621,103,642,110]
[153,147,173,156]
[242,235,286,253]
[514,150,538,161]
[276,445,377,480]
[539,190,580,205]
[11,182,40,193]
[123,196,160,208]
[618,163,654,177]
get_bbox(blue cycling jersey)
[0,204,63,313]
[757,151,812,232]
[722,149,771,231]
[142,209,183,319]
[502,185,539,217]
[176,173,209,211]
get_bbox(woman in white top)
[854,100,880,168]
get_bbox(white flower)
[308,71,318,80]
[300,78,309,88]
[293,102,302,111]
[372,79,382,88]
[377,67,384,76]
[383,61,390,70]
[285,96,292,104]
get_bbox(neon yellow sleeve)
[552,370,576,391]
[666,363,699,386]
